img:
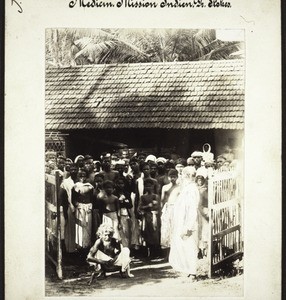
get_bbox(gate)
[45,171,63,279]
[208,170,243,277]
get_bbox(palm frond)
[196,41,243,60]
[73,36,151,64]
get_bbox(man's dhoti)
[89,247,131,272]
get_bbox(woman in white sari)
[169,166,200,280]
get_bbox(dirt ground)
[45,255,243,297]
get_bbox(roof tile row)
[46,59,244,130]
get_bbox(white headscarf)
[74,155,84,164]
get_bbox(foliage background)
[45,28,244,67]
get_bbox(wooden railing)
[45,171,63,279]
[208,171,243,277]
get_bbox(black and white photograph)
[44,28,245,297]
[5,1,281,299]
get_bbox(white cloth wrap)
[89,247,131,272]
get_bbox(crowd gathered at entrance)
[45,145,239,282]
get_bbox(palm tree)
[45,28,244,67]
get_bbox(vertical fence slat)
[208,177,214,278]
[55,171,63,279]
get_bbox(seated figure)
[86,223,134,285]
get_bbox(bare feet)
[120,269,127,278]
[88,272,96,285]
[96,271,106,280]
[120,269,134,278]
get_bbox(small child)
[138,178,161,258]
[98,180,121,241]
[87,223,134,285]
[114,178,133,248]
[91,173,105,244]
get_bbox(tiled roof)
[45,59,244,130]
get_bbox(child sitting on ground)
[86,223,134,285]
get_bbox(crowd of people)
[45,144,239,282]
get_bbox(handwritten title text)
[69,0,232,8]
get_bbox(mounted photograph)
[44,28,245,297]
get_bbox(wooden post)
[45,178,49,253]
[55,171,63,279]
[208,176,214,278]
